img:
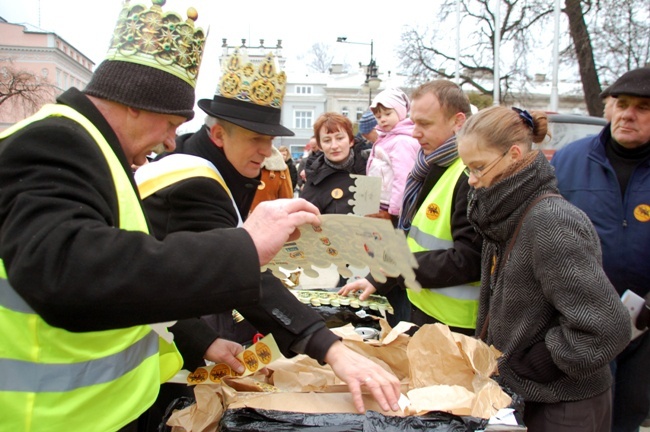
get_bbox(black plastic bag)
[219,408,488,431]
[310,304,383,329]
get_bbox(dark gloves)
[636,302,650,330]
[508,341,565,383]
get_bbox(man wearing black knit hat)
[0,1,361,430]
[552,67,650,432]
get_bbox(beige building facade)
[0,18,94,131]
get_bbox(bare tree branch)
[0,58,57,117]
[306,43,334,73]
[397,0,648,114]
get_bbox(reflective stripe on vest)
[0,104,182,432]
[135,153,244,227]
[406,158,480,329]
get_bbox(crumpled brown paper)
[406,323,510,418]
[167,321,510,431]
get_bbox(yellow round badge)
[209,363,231,383]
[187,368,208,384]
[331,188,344,199]
[243,350,259,372]
[255,342,272,365]
[634,204,650,222]
[426,203,441,220]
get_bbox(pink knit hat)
[370,87,410,121]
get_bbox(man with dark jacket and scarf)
[134,49,401,426]
[339,80,482,333]
[551,67,650,432]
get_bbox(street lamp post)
[336,37,381,106]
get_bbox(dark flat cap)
[600,68,650,99]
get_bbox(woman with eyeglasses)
[457,106,630,431]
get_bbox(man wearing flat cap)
[551,67,650,432]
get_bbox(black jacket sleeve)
[143,174,339,363]
[0,117,261,332]
[237,271,340,363]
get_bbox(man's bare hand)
[338,278,377,301]
[203,338,245,374]
[243,198,321,265]
[324,341,401,413]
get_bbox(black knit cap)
[84,60,196,120]
[600,67,650,99]
[82,1,206,121]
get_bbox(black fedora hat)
[198,96,294,136]
[199,49,294,137]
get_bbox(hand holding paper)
[204,338,246,374]
[244,198,321,265]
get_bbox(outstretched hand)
[243,198,321,265]
[324,341,401,413]
[338,278,377,301]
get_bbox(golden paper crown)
[105,0,206,88]
[217,49,287,109]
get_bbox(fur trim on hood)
[262,146,288,171]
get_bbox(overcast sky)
[1,0,438,76]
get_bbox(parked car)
[535,114,608,160]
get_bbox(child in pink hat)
[366,88,420,226]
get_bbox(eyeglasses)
[464,149,508,179]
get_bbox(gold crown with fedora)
[198,49,294,136]
[84,0,206,120]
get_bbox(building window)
[356,107,364,121]
[296,85,312,94]
[294,111,313,129]
[342,107,349,118]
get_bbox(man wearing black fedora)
[134,49,401,427]
[552,67,650,432]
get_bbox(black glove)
[636,302,650,330]
[508,341,565,383]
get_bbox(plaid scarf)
[398,135,459,231]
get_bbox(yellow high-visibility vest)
[0,104,182,432]
[406,158,480,329]
[135,153,243,226]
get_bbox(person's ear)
[509,144,524,160]
[127,106,141,118]
[209,124,225,148]
[452,112,467,133]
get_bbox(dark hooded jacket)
[299,141,368,215]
